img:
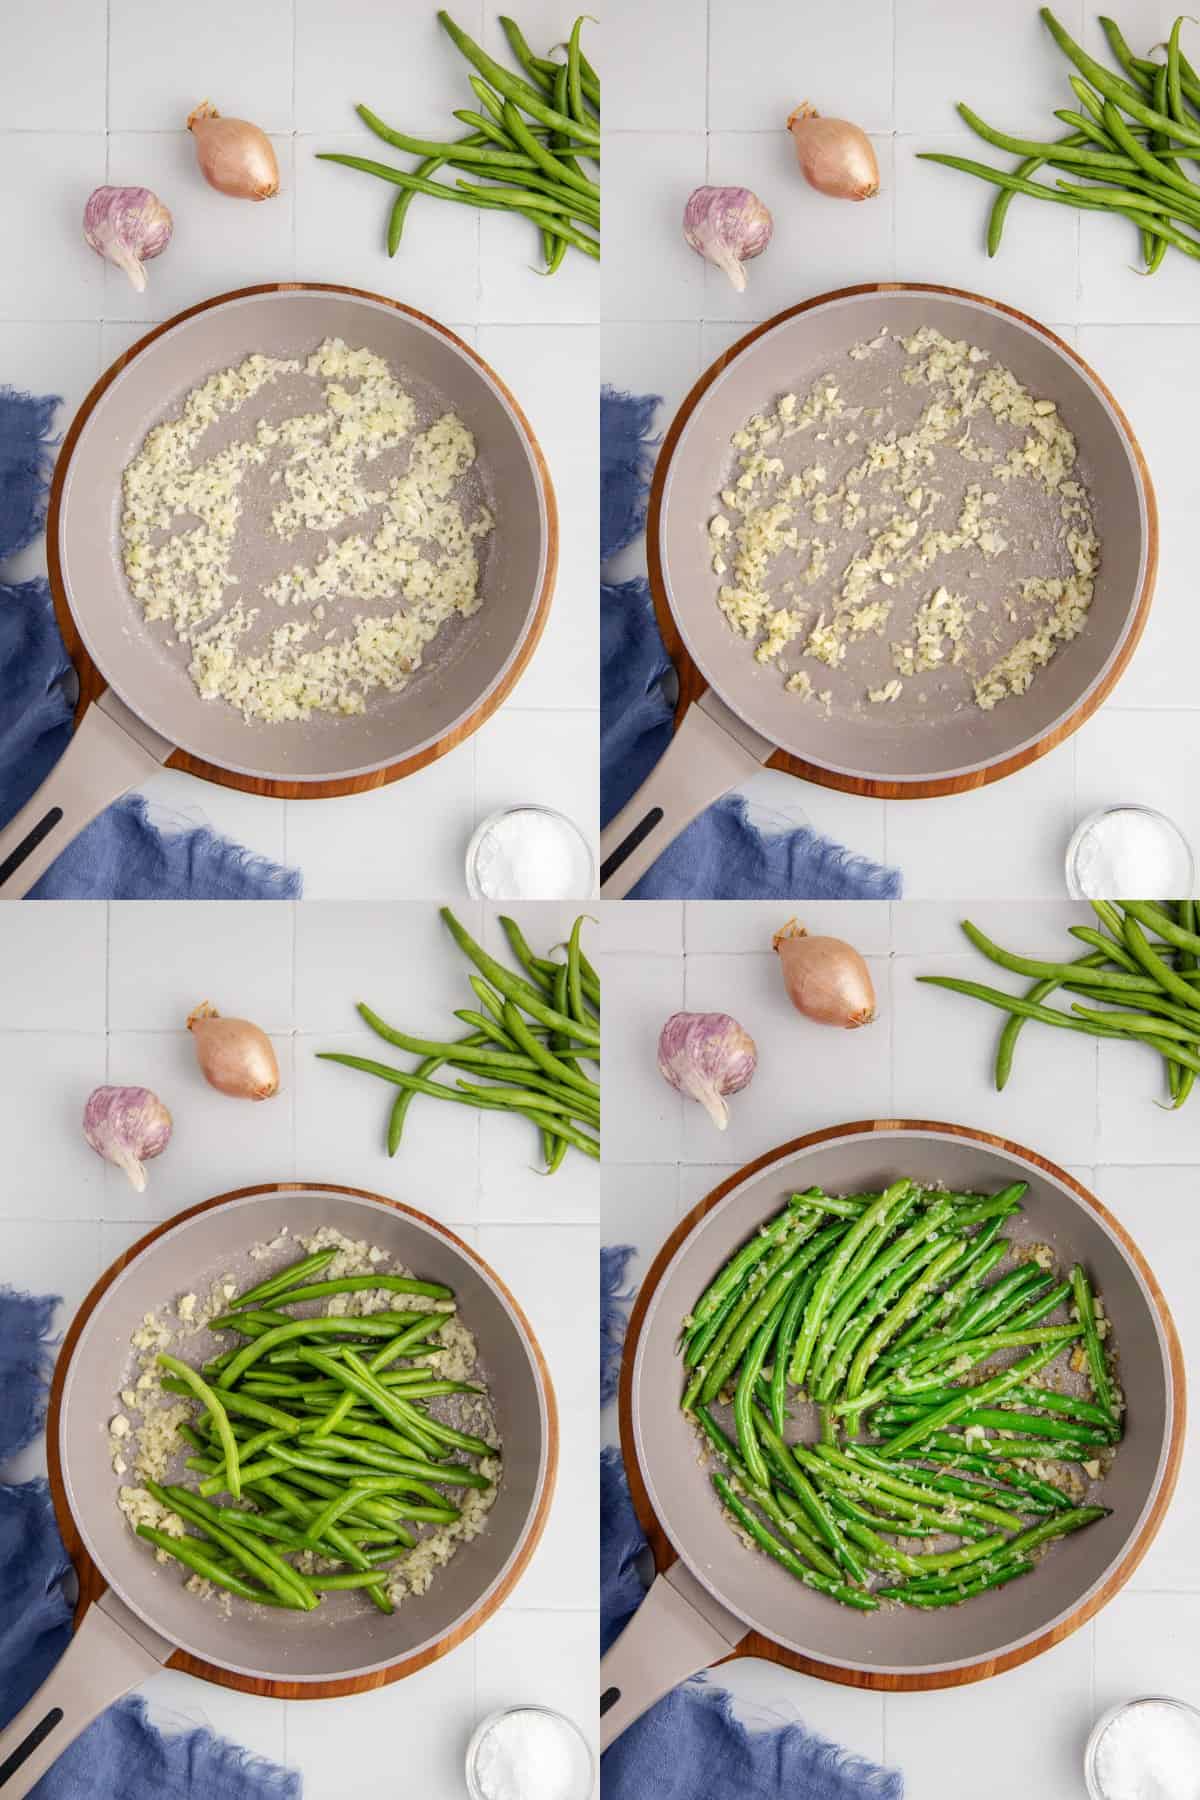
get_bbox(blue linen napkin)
[0,1285,300,1799]
[600,387,902,901]
[0,384,302,899]
[600,1246,904,1800]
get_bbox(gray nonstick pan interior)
[631,1127,1178,1680]
[58,1187,552,1684]
[657,288,1152,785]
[57,288,550,783]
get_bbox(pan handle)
[598,1562,748,1752]
[0,1591,174,1796]
[0,691,173,900]
[599,692,775,899]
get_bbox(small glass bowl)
[465,1704,596,1800]
[1065,804,1195,900]
[1084,1694,1200,1799]
[465,804,596,901]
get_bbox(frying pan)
[600,1121,1184,1747]
[0,1182,557,1797]
[599,284,1157,897]
[0,283,557,899]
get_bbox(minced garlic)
[710,324,1101,719]
[120,338,493,724]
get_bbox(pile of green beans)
[135,1246,496,1614]
[318,906,599,1173]
[920,10,1200,275]
[921,901,1200,1108]
[318,12,599,271]
[680,1180,1117,1611]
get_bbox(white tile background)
[599,900,1200,1799]
[0,900,598,1798]
[603,0,1200,899]
[0,0,597,900]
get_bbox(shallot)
[187,102,279,200]
[773,920,876,1027]
[786,103,880,201]
[657,1011,757,1129]
[188,1003,280,1100]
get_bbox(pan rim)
[54,1183,555,1689]
[627,1120,1183,1685]
[55,283,552,787]
[653,283,1155,793]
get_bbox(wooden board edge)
[644,281,1158,801]
[616,1117,1186,1691]
[47,282,557,801]
[46,1179,558,1700]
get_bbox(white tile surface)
[0,902,597,1795]
[601,0,1200,901]
[0,4,595,903]
[602,899,1200,1794]
[109,0,296,133]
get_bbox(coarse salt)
[1070,808,1194,900]
[470,808,592,900]
[473,1709,587,1800]
[1092,1699,1200,1800]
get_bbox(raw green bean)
[436,11,600,147]
[1039,8,1200,148]
[988,134,1088,256]
[566,15,588,127]
[439,907,600,1044]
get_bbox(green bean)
[770,1265,821,1434]
[436,11,599,147]
[878,1561,1035,1607]
[158,1354,242,1501]
[497,16,555,92]
[789,1184,910,1389]
[920,153,1139,215]
[1039,9,1200,148]
[1101,100,1200,202]
[956,105,1141,169]
[694,1408,842,1580]
[566,15,588,127]
[1122,912,1200,1010]
[1123,899,1200,957]
[844,1239,965,1400]
[987,134,1087,256]
[236,1250,339,1311]
[812,1198,955,1398]
[711,1474,877,1610]
[735,1292,790,1486]
[881,1235,1009,1366]
[821,1233,965,1404]
[1098,15,1156,93]
[355,107,536,170]
[136,1527,294,1607]
[688,1199,811,1329]
[387,133,491,257]
[1071,1264,1118,1429]
[497,915,556,992]
[1066,925,1143,973]
[388,1033,487,1155]
[696,1226,842,1407]
[916,1450,1073,1512]
[439,908,600,1045]
[814,1445,1025,1531]
[751,1412,866,1582]
[879,1339,1069,1459]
